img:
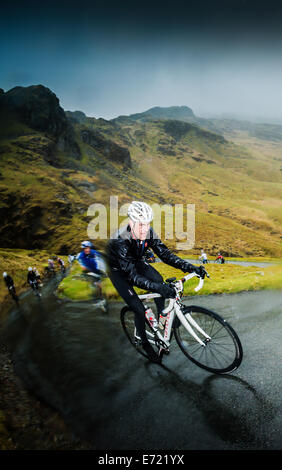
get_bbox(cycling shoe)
[142,342,161,364]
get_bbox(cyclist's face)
[131,221,150,240]
[84,247,91,254]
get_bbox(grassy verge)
[1,249,281,306]
[224,257,282,264]
[107,263,282,300]
[178,254,282,264]
[56,262,102,301]
[58,260,282,302]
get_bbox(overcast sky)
[1,0,282,121]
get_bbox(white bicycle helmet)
[81,240,93,248]
[127,201,153,223]
[3,272,7,277]
[28,267,33,271]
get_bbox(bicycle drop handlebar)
[162,270,210,314]
[182,272,203,291]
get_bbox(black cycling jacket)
[106,224,196,290]
[4,275,14,288]
[27,271,37,283]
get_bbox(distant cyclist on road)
[216,253,225,264]
[199,249,208,264]
[106,201,204,363]
[27,267,37,285]
[56,257,65,273]
[3,272,19,303]
[27,267,41,295]
[77,241,105,277]
[33,267,43,286]
[77,241,107,309]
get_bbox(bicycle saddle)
[165,277,176,283]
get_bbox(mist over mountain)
[115,105,282,143]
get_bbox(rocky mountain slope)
[123,105,195,122]
[0,86,281,257]
[117,104,282,143]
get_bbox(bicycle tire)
[174,305,243,374]
[120,306,159,360]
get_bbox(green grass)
[1,246,281,309]
[57,260,282,302]
[179,254,282,264]
[150,263,282,296]
[56,262,100,301]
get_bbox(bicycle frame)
[138,273,210,349]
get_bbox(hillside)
[0,86,281,257]
[121,105,195,122]
[116,104,282,144]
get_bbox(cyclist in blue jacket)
[77,241,104,276]
[77,241,107,310]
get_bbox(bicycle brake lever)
[199,267,210,279]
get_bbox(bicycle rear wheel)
[120,306,159,359]
[174,305,243,374]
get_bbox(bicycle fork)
[175,303,211,346]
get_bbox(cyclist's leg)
[109,270,148,344]
[111,269,162,363]
[83,270,104,299]
[96,280,103,298]
[11,286,16,297]
[136,261,165,318]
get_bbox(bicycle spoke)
[212,342,235,353]
[209,324,226,338]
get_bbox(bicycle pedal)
[159,347,170,356]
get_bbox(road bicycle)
[121,270,243,374]
[30,280,42,297]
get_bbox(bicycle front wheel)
[174,305,243,374]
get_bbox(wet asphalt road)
[2,275,282,450]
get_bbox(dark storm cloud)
[2,0,282,33]
[1,0,282,120]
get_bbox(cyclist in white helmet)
[27,266,37,287]
[106,200,203,363]
[3,272,19,304]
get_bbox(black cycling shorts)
[109,260,165,343]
